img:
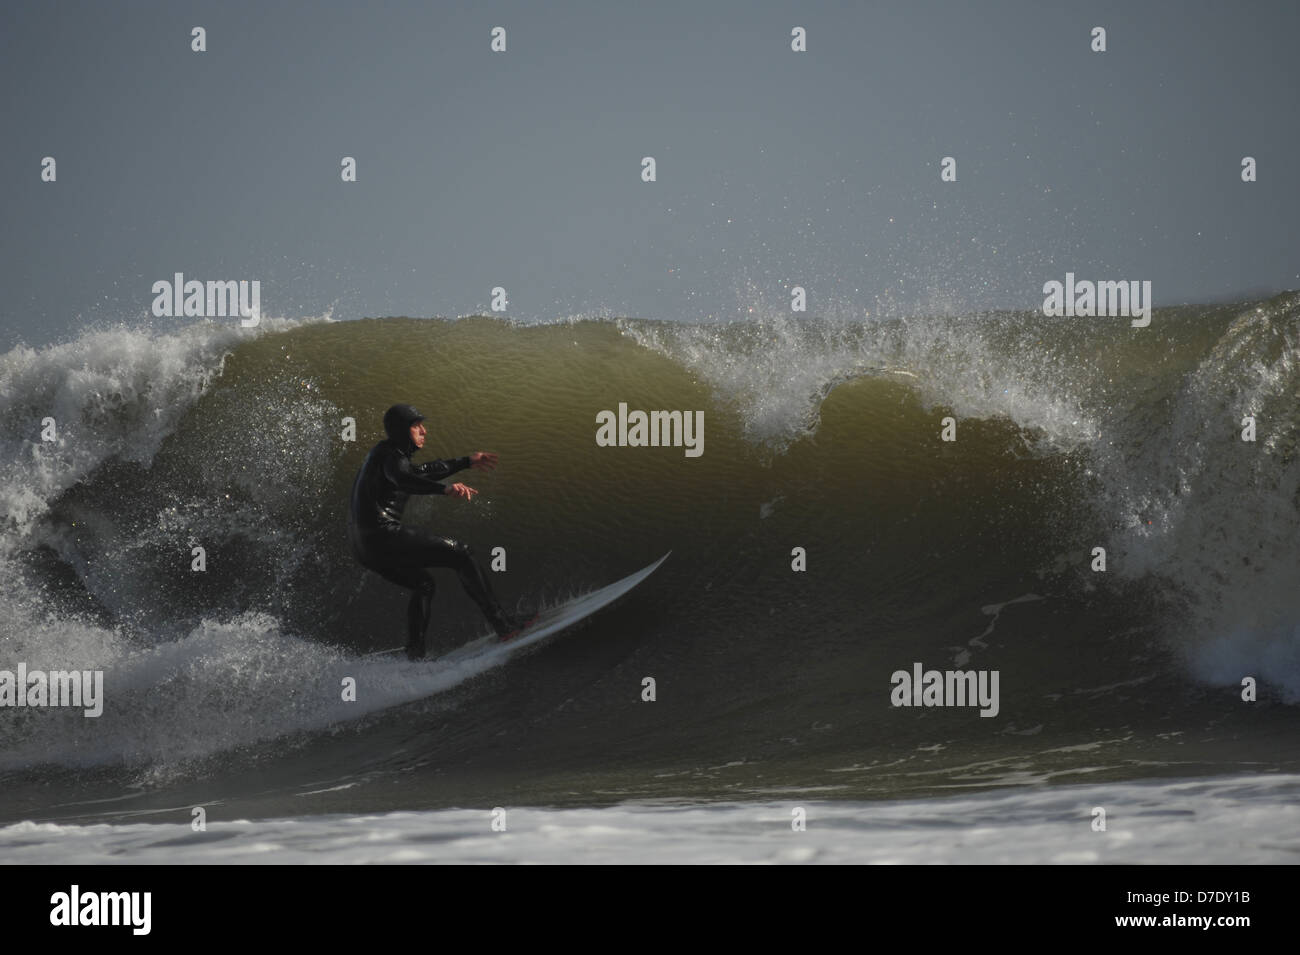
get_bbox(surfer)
[348,403,530,660]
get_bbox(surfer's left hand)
[469,451,499,470]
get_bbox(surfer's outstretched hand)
[446,483,478,500]
[469,451,499,470]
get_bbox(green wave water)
[2,295,1299,820]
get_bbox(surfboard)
[365,551,670,661]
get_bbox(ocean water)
[2,296,1299,862]
[3,774,1298,864]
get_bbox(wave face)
[2,296,1299,820]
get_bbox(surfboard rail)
[365,551,671,661]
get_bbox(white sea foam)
[2,773,1294,864]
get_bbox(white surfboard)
[366,551,670,662]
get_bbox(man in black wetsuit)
[348,403,528,659]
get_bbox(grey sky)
[3,0,1297,347]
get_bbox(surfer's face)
[409,422,426,449]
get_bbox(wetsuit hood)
[383,403,425,452]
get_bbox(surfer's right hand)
[446,483,478,500]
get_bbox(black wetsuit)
[348,426,512,659]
